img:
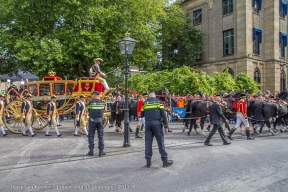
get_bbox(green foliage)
[128,66,260,95]
[0,0,186,78]
[235,73,260,94]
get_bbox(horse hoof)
[115,129,119,132]
[285,129,288,132]
[241,132,245,136]
[273,129,277,133]
[196,131,199,134]
[259,134,263,137]
[272,133,275,136]
[187,133,190,136]
[182,128,186,132]
[280,129,284,133]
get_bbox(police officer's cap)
[79,94,86,98]
[51,95,57,99]
[93,91,100,95]
[0,94,4,97]
[270,95,274,99]
[94,58,103,62]
[240,93,246,98]
[26,93,33,98]
[148,91,155,94]
[216,94,221,97]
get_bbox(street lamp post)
[118,32,137,147]
[114,68,122,94]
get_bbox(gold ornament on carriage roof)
[48,71,56,76]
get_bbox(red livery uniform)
[227,95,254,140]
[137,99,144,118]
[236,99,247,118]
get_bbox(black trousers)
[88,118,104,150]
[145,120,167,161]
[205,124,227,143]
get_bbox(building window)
[253,28,262,55]
[280,32,288,57]
[253,0,262,13]
[193,9,202,25]
[223,29,234,56]
[280,0,288,18]
[223,68,234,77]
[254,68,261,83]
[281,70,286,91]
[223,0,233,15]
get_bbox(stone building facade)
[181,0,288,93]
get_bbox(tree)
[0,0,185,79]
[159,2,204,70]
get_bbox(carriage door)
[281,70,286,91]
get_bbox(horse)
[277,90,288,100]
[251,101,288,136]
[110,99,138,134]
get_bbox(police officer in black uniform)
[87,91,106,156]
[141,91,173,168]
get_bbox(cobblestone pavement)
[0,120,287,191]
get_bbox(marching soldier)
[227,94,254,140]
[74,94,88,136]
[45,95,62,137]
[89,58,109,89]
[135,95,145,138]
[0,94,8,136]
[141,91,173,168]
[87,91,106,156]
[21,94,37,137]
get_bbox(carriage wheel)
[32,114,49,130]
[3,101,26,134]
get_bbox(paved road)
[0,120,287,192]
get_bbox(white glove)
[22,116,25,119]
[47,118,51,122]
[87,115,89,119]
[76,118,80,121]
[7,114,10,118]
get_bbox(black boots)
[99,150,106,156]
[163,160,173,167]
[135,128,142,138]
[146,159,151,168]
[246,130,255,140]
[87,149,93,156]
[227,129,236,140]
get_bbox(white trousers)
[137,117,145,126]
[235,113,249,129]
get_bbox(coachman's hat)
[51,95,57,99]
[0,94,4,97]
[94,58,103,62]
[79,94,86,98]
[240,93,246,98]
[26,94,33,98]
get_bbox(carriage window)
[54,84,65,95]
[67,84,74,95]
[29,85,37,96]
[40,84,50,96]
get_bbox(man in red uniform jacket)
[227,94,254,140]
[135,95,145,138]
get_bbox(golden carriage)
[4,71,115,134]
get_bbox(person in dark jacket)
[141,91,173,168]
[204,96,231,146]
[87,91,106,156]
